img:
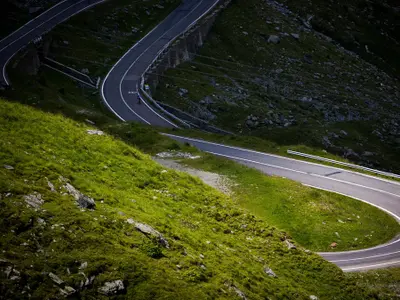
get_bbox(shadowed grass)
[181,153,400,252]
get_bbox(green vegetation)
[346,268,400,299]
[1,98,395,299]
[152,0,400,174]
[180,153,400,252]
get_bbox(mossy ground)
[180,153,400,252]
[1,98,396,299]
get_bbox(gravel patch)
[154,158,232,195]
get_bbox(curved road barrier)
[287,149,400,180]
[2,0,400,271]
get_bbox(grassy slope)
[347,268,400,299]
[181,153,400,252]
[1,98,395,299]
[152,0,400,173]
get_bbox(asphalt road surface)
[2,0,400,271]
[0,0,106,85]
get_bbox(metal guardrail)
[139,87,191,128]
[287,150,400,179]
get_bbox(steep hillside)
[0,99,398,299]
[281,0,400,77]
[152,0,400,173]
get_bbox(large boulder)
[64,183,96,209]
[267,35,280,44]
[98,280,125,295]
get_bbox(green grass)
[180,153,400,252]
[346,268,400,299]
[1,98,397,299]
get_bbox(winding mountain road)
[0,0,106,85]
[2,0,400,272]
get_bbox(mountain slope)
[0,98,393,299]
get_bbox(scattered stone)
[310,296,319,300]
[126,218,135,224]
[242,31,249,35]
[178,88,188,97]
[47,178,56,192]
[3,165,14,170]
[98,280,125,295]
[291,33,300,40]
[37,218,46,226]
[87,129,104,135]
[299,96,312,102]
[267,35,280,44]
[335,232,340,238]
[24,193,44,209]
[60,286,76,297]
[155,151,200,160]
[133,221,169,248]
[303,54,313,64]
[63,40,69,45]
[49,272,64,285]
[362,151,374,157]
[340,130,348,136]
[29,7,41,14]
[232,285,247,300]
[330,242,337,248]
[79,262,88,270]
[264,266,277,277]
[81,68,89,74]
[64,183,96,209]
[199,254,205,259]
[338,219,345,223]
[285,240,296,249]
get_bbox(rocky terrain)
[152,0,400,172]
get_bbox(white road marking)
[329,250,400,263]
[135,0,221,128]
[0,0,68,44]
[342,260,400,271]
[163,134,400,188]
[101,1,174,121]
[2,0,106,85]
[118,1,206,127]
[202,150,400,199]
[0,0,86,53]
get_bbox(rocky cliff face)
[152,0,400,172]
[280,0,400,78]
